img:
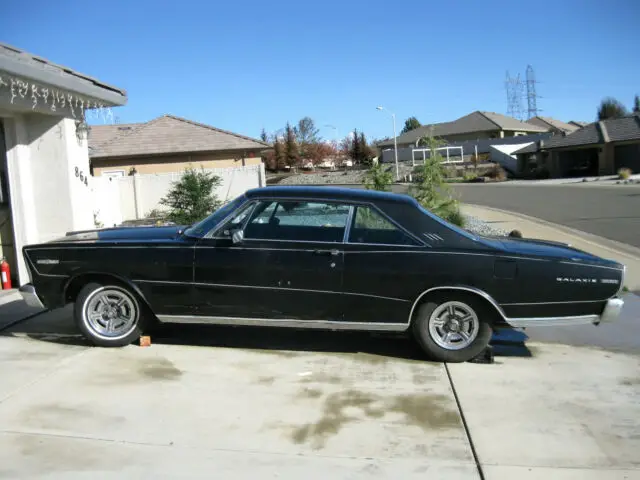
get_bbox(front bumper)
[19,284,45,309]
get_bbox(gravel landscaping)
[277,169,368,185]
[462,215,509,237]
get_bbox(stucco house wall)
[0,42,127,285]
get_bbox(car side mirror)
[231,229,244,244]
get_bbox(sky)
[2,0,639,142]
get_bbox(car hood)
[480,236,621,267]
[51,225,188,244]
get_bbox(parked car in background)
[20,186,625,362]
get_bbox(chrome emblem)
[556,277,597,284]
[37,259,59,265]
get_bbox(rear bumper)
[598,297,624,324]
[19,284,45,309]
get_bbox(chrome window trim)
[342,205,355,243]
[207,195,426,247]
[207,199,259,239]
[347,203,427,247]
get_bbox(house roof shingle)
[526,116,580,134]
[89,115,271,158]
[377,111,549,147]
[0,42,126,106]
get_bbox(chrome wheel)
[428,301,479,351]
[83,287,138,340]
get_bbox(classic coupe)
[20,186,626,362]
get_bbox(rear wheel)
[412,294,493,363]
[74,282,146,347]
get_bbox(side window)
[244,201,350,242]
[349,206,420,246]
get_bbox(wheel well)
[410,288,505,325]
[64,274,149,310]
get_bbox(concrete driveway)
[1,307,639,479]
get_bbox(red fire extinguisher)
[1,257,12,290]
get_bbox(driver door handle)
[313,249,340,256]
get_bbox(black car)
[20,186,626,362]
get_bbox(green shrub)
[363,161,393,191]
[159,166,223,225]
[463,171,478,182]
[618,167,632,180]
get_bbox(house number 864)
[75,166,88,186]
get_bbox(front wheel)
[74,282,146,347]
[412,294,493,363]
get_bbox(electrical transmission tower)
[505,71,525,121]
[525,65,539,119]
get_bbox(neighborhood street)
[451,183,640,250]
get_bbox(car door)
[342,203,427,324]
[193,198,350,322]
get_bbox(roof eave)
[89,145,269,160]
[0,50,127,107]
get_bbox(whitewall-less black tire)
[74,282,145,347]
[412,294,493,363]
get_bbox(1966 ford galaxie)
[20,186,626,362]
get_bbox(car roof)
[244,185,416,205]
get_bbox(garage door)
[614,143,640,171]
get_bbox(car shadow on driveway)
[2,306,536,362]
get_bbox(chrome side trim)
[505,315,600,327]
[501,299,607,305]
[406,285,623,328]
[558,261,625,271]
[156,315,408,332]
[134,279,410,303]
[407,286,508,325]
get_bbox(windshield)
[183,194,248,238]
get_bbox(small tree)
[401,116,422,134]
[159,166,222,225]
[284,122,300,168]
[410,133,465,227]
[260,128,269,142]
[363,161,393,191]
[274,137,286,171]
[294,117,321,145]
[598,97,629,120]
[349,129,361,163]
[358,132,377,165]
[634,95,640,114]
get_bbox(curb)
[466,204,640,261]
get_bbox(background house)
[89,114,269,177]
[0,43,126,286]
[377,111,549,150]
[513,115,640,177]
[526,116,581,135]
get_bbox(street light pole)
[376,106,400,180]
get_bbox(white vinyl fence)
[91,164,265,227]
